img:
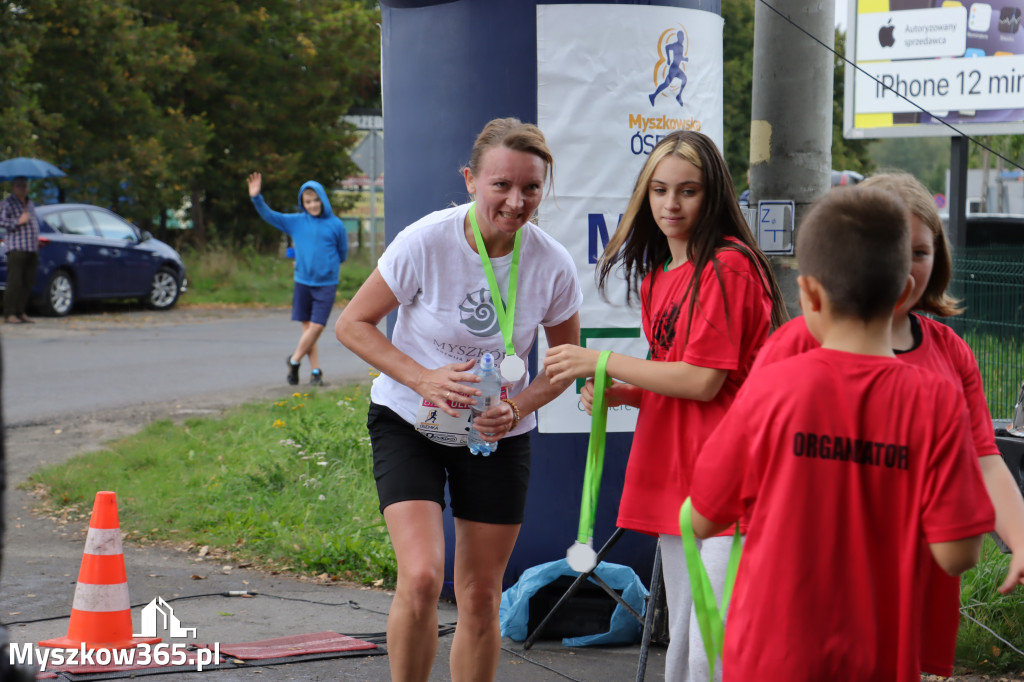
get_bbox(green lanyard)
[679,498,743,681]
[468,202,521,358]
[577,350,612,546]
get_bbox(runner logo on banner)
[535,4,724,434]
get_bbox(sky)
[836,0,850,29]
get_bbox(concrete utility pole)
[750,0,835,316]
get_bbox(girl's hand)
[579,378,632,415]
[544,344,602,385]
[247,172,262,198]
[998,550,1024,594]
[414,360,481,418]
[579,379,596,415]
[470,400,516,443]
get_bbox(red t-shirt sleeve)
[682,250,766,371]
[750,317,819,373]
[947,331,1001,458]
[691,381,766,525]
[920,395,996,543]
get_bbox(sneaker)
[286,355,300,386]
[310,369,324,386]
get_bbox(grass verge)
[29,384,396,587]
[178,241,375,307]
[956,534,1024,674]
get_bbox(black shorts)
[366,402,531,524]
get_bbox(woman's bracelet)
[502,398,521,430]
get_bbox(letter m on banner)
[588,213,622,263]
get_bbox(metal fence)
[945,248,1024,421]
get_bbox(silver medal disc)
[566,541,598,573]
[501,355,526,381]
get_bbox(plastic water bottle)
[467,353,501,456]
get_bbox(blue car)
[0,203,187,316]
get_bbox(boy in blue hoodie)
[248,172,349,385]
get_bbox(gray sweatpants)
[658,533,739,682]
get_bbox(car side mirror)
[140,230,153,242]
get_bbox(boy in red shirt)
[689,186,995,682]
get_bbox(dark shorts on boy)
[366,402,531,524]
[292,283,337,326]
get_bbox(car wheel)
[145,267,180,310]
[42,270,75,317]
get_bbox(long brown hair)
[597,131,787,335]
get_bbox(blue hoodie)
[251,180,349,287]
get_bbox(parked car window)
[91,211,138,242]
[55,210,98,236]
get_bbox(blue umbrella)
[0,157,67,182]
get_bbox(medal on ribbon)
[566,350,612,573]
[468,203,525,382]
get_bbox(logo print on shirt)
[650,301,681,360]
[459,287,502,338]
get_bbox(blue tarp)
[499,558,648,647]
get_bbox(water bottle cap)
[480,353,494,370]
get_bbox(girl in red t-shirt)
[546,131,786,681]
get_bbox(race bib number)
[415,397,473,447]
[414,387,510,447]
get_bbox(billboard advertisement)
[535,4,724,433]
[844,0,1024,138]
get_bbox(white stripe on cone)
[83,528,124,556]
[71,583,131,613]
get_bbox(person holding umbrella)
[0,177,39,324]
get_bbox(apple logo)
[879,18,896,47]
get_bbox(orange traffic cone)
[38,491,161,650]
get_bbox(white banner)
[535,4,724,434]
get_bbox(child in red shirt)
[752,173,1024,676]
[545,131,786,681]
[690,186,995,682]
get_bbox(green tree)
[722,0,755,190]
[2,1,380,245]
[133,0,381,245]
[830,31,875,176]
[871,137,950,193]
[0,1,64,164]
[5,2,208,225]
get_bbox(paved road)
[1,305,371,427]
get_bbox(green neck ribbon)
[577,350,612,545]
[468,202,521,357]
[679,498,743,681]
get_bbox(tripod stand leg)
[635,538,663,682]
[522,527,626,649]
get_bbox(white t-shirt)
[371,203,583,434]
